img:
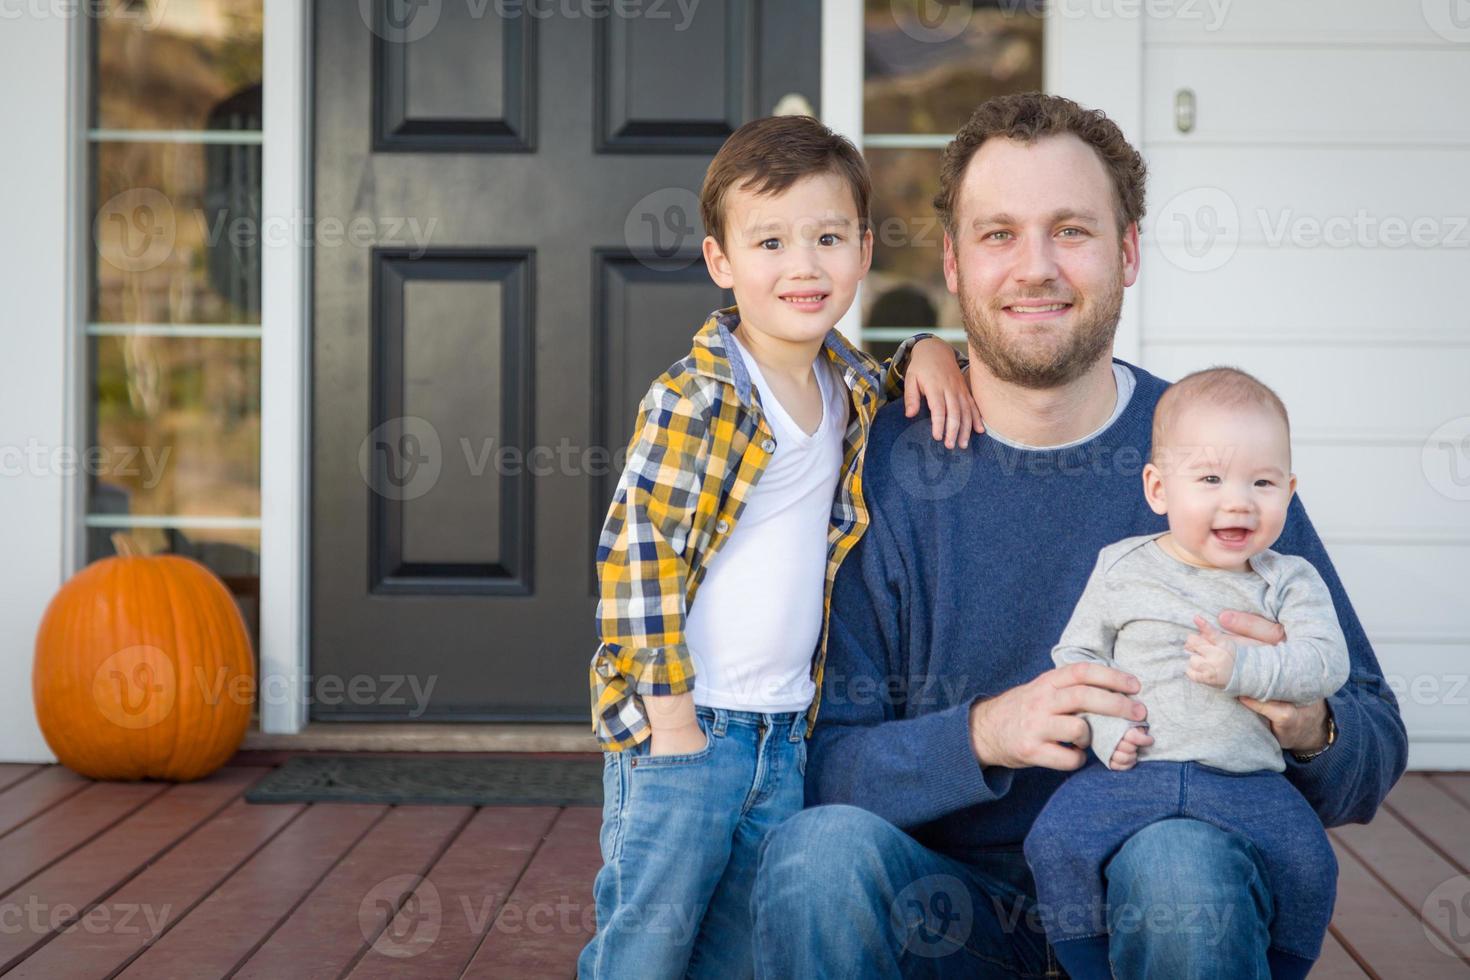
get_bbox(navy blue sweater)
[809,359,1409,862]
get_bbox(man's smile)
[1002,300,1074,321]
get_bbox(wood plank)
[0,767,90,837]
[0,766,43,795]
[1328,836,1470,977]
[1314,928,1370,978]
[346,806,559,978]
[0,767,267,972]
[114,802,387,979]
[1384,774,1470,872]
[1334,806,1470,963]
[232,805,474,980]
[7,795,303,980]
[0,781,168,896]
[461,806,601,980]
[1430,774,1470,811]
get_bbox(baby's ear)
[1141,462,1168,516]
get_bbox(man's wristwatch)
[1290,710,1337,763]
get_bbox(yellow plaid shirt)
[590,307,929,750]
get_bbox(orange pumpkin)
[32,542,255,781]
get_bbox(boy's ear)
[1287,472,1298,498]
[702,234,734,289]
[1141,461,1168,516]
[860,226,874,277]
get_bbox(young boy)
[1023,367,1351,980]
[579,115,979,979]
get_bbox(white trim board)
[258,0,313,734]
[0,13,74,762]
[821,0,864,345]
[1045,6,1144,366]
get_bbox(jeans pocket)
[632,713,716,769]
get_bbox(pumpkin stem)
[111,531,147,557]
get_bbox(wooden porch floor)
[0,755,1466,978]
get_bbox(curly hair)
[933,93,1147,236]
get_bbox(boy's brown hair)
[934,92,1147,237]
[700,114,871,248]
[1150,366,1292,466]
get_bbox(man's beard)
[958,264,1124,390]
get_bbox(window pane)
[89,335,261,522]
[864,147,961,333]
[95,0,264,133]
[91,138,262,325]
[865,1,1044,136]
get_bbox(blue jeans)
[1024,760,1333,980]
[754,802,1305,978]
[578,706,806,980]
[753,804,1062,978]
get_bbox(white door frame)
[258,0,312,733]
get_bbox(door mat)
[244,755,604,806]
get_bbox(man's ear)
[1142,461,1168,516]
[1121,221,1141,288]
[942,230,960,294]
[702,235,734,289]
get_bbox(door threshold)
[243,721,599,754]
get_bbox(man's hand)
[969,663,1150,770]
[1109,726,1153,771]
[1210,608,1330,754]
[903,337,985,449]
[1184,615,1238,688]
[1215,608,1285,645]
[1239,697,1332,754]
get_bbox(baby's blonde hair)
[1150,366,1291,466]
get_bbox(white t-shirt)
[682,335,847,712]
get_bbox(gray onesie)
[1053,532,1351,773]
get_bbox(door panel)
[312,1,814,720]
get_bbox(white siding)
[1139,0,1470,769]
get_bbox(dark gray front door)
[311,1,820,720]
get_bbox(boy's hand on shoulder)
[904,338,984,450]
[1184,615,1238,689]
[1108,725,1153,771]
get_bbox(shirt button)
[716,518,731,534]
[761,438,776,453]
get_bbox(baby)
[1023,367,1350,980]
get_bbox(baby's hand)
[1108,725,1153,771]
[1184,615,1239,689]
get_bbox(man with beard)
[750,94,1407,978]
